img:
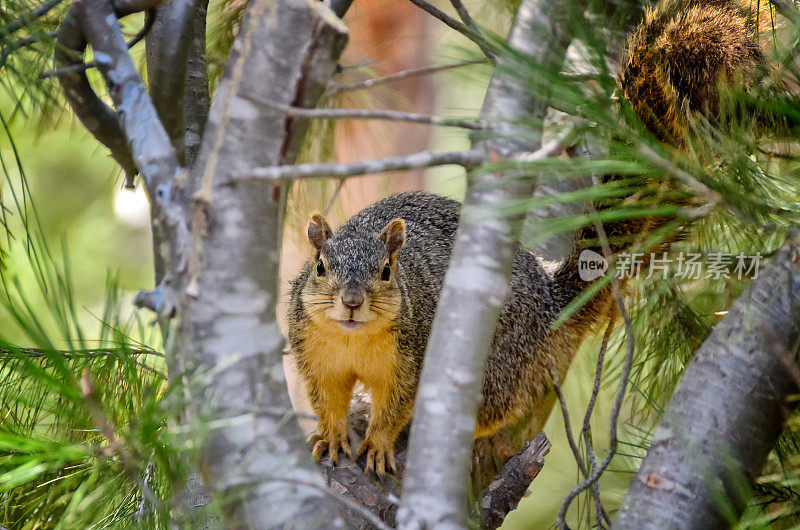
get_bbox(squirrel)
[287,0,771,475]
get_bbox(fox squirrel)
[287,0,771,475]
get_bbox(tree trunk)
[171,0,348,527]
[397,1,574,527]
[613,233,800,529]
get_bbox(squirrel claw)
[358,438,396,476]
[307,429,351,464]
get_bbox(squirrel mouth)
[337,319,364,330]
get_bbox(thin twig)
[42,16,154,79]
[450,0,478,29]
[246,96,487,130]
[324,178,346,215]
[406,0,494,57]
[558,209,636,530]
[236,149,486,182]
[268,477,393,530]
[326,59,488,96]
[555,384,607,528]
[581,316,615,527]
[555,384,588,479]
[581,317,614,436]
[126,7,156,49]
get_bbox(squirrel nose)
[342,291,364,310]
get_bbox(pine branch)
[0,347,163,358]
[236,150,486,181]
[0,0,63,38]
[0,30,56,69]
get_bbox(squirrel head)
[300,211,406,334]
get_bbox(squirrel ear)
[307,211,333,251]
[380,218,406,258]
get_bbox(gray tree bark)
[613,232,800,529]
[174,1,348,527]
[397,1,575,528]
[57,0,351,526]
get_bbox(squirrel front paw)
[307,421,351,465]
[357,435,397,476]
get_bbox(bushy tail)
[619,0,768,145]
[555,0,770,317]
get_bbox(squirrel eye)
[381,263,391,281]
[316,260,326,277]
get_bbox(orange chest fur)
[299,322,399,394]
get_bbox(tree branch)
[175,0,349,526]
[326,59,488,96]
[77,0,191,343]
[313,402,404,529]
[313,401,551,530]
[236,150,486,181]
[614,231,800,529]
[182,0,210,167]
[144,0,197,164]
[78,0,183,191]
[406,0,493,57]
[397,0,576,526]
[475,432,551,530]
[246,98,488,130]
[54,7,139,189]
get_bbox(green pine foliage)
[476,0,800,526]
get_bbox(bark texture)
[614,233,800,529]
[175,1,349,527]
[397,1,574,528]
